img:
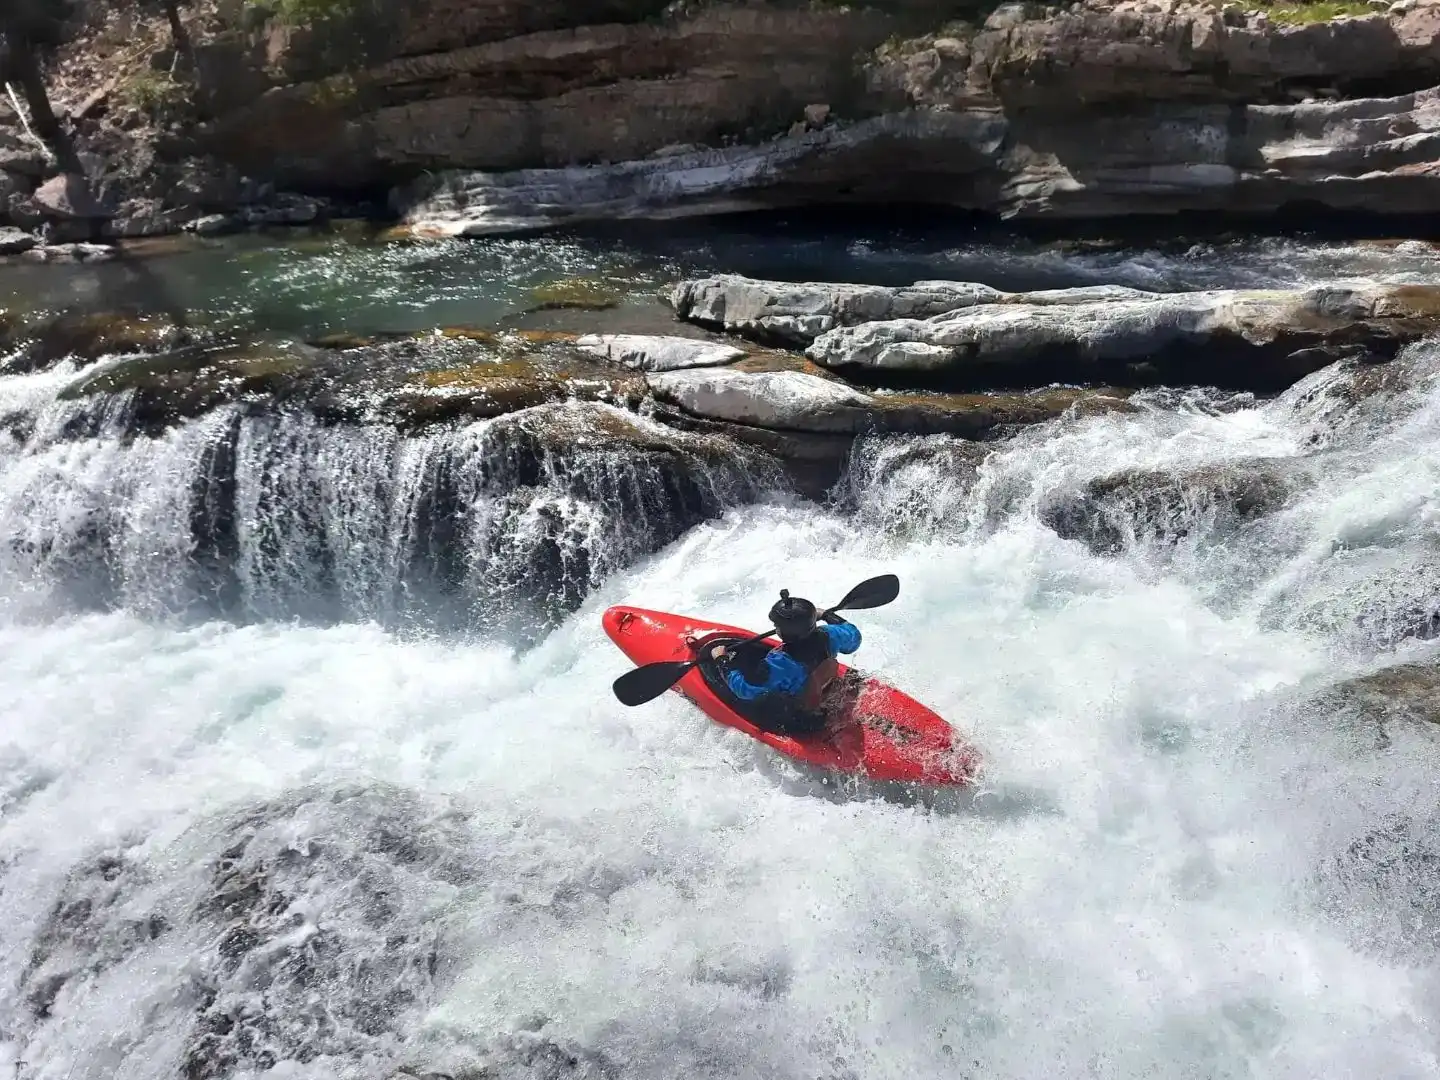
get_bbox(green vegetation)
[529,278,626,312]
[1244,0,1377,23]
[245,0,372,27]
[119,68,189,118]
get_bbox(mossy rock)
[3,310,198,374]
[528,278,627,313]
[867,385,1136,437]
[378,354,644,429]
[1311,659,1440,731]
[58,342,320,429]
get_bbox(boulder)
[575,334,746,371]
[666,275,1010,347]
[647,368,876,433]
[32,173,109,221]
[668,274,1157,346]
[1042,457,1307,554]
[1313,658,1440,728]
[0,226,38,255]
[804,281,1440,392]
[2,310,198,375]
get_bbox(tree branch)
[4,80,54,162]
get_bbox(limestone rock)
[647,368,876,433]
[666,275,1008,347]
[575,334,745,371]
[804,280,1440,391]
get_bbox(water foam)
[3,249,1440,1077]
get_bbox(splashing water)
[2,239,1440,1079]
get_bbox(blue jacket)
[725,622,861,701]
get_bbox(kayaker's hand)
[820,610,847,625]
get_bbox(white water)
[5,269,1440,1077]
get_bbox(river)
[1,218,1438,1079]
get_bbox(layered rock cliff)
[7,0,1440,241]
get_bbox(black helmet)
[768,589,817,642]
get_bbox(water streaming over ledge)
[0,384,778,640]
[1,228,1439,1079]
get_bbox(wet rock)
[342,340,645,431]
[530,278,626,312]
[805,281,1440,392]
[12,784,476,1079]
[648,368,876,433]
[2,310,198,374]
[19,242,118,263]
[576,334,745,371]
[843,434,997,538]
[391,400,780,637]
[666,275,1008,347]
[1313,657,1440,728]
[57,341,322,428]
[1314,805,1440,962]
[1283,343,1440,446]
[647,363,1131,497]
[648,365,1133,438]
[184,213,240,236]
[0,226,38,255]
[1264,539,1440,650]
[1042,457,1306,554]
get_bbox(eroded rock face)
[44,0,1440,233]
[666,275,1009,348]
[804,280,1440,391]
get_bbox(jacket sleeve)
[726,668,767,700]
[823,621,861,654]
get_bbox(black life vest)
[780,628,832,670]
[782,629,840,712]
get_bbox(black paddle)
[611,574,899,707]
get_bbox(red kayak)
[602,605,979,786]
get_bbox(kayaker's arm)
[821,620,861,654]
[725,668,768,700]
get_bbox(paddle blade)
[612,659,697,706]
[832,573,899,612]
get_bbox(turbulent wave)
[5,242,1440,1079]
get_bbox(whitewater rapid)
[3,235,1440,1079]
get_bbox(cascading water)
[2,232,1440,1080]
[0,362,776,639]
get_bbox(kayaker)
[712,590,862,734]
